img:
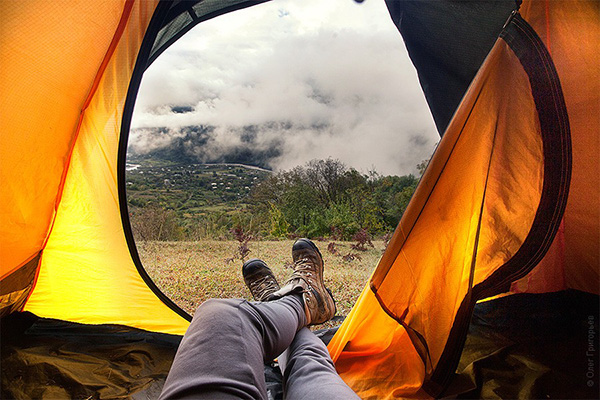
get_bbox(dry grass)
[139,239,385,330]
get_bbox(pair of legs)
[159,296,357,399]
[160,239,358,399]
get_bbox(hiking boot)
[242,259,280,302]
[270,238,336,325]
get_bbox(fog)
[130,0,439,176]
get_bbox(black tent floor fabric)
[448,290,599,399]
[1,290,598,399]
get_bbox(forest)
[127,158,425,242]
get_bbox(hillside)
[125,157,271,216]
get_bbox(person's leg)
[278,328,360,400]
[159,295,306,400]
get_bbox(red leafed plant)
[351,229,374,251]
[226,226,252,263]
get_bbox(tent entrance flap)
[329,8,574,398]
[429,13,572,394]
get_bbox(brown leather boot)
[242,259,280,302]
[270,238,336,325]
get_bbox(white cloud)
[131,0,438,175]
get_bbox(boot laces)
[293,257,315,276]
[249,275,276,292]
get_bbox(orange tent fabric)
[328,1,599,398]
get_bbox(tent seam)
[24,0,136,309]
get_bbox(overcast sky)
[130,0,439,176]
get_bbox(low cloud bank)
[130,0,439,175]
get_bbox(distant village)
[125,161,271,212]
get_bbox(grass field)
[139,239,385,329]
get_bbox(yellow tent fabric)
[1,0,188,334]
[328,1,599,398]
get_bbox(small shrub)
[130,205,184,241]
[382,231,393,246]
[382,231,393,253]
[351,229,374,251]
[330,226,343,241]
[226,226,252,263]
[268,202,290,238]
[342,252,362,262]
[327,242,340,255]
[287,232,300,240]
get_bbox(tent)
[329,1,599,397]
[1,0,598,398]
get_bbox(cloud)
[128,127,186,155]
[131,0,438,176]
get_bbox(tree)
[250,158,423,238]
[268,203,290,238]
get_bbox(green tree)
[268,203,290,238]
[246,158,422,239]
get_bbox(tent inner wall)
[2,0,271,333]
[511,0,600,295]
[0,0,132,312]
[21,0,189,335]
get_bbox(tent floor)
[447,289,599,399]
[1,290,598,399]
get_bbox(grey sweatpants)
[159,295,359,399]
